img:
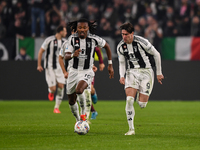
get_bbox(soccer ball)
[74,120,90,135]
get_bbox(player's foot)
[80,114,86,121]
[91,94,98,104]
[125,129,135,135]
[48,93,54,101]
[53,108,61,113]
[90,111,98,120]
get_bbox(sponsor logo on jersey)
[124,49,128,52]
[129,53,139,62]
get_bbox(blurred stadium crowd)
[1,0,200,53]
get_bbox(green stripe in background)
[161,37,176,60]
[18,38,35,59]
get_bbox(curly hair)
[68,18,97,34]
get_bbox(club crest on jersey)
[87,42,91,48]
[133,46,137,52]
[123,45,127,49]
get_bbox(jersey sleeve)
[147,45,162,75]
[64,38,74,53]
[93,35,106,48]
[140,38,162,75]
[41,38,49,50]
[117,45,126,78]
[59,41,68,58]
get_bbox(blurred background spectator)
[31,0,45,37]
[0,0,200,58]
[15,47,31,60]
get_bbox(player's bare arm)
[157,74,164,85]
[59,55,68,79]
[103,42,114,79]
[64,49,81,60]
[37,48,45,72]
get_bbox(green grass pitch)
[0,100,200,150]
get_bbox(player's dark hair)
[20,47,26,51]
[119,22,134,33]
[56,25,65,33]
[68,18,97,34]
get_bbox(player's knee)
[69,100,75,105]
[138,101,148,108]
[126,96,134,110]
[126,96,134,104]
[76,88,84,94]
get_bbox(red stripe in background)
[191,37,200,60]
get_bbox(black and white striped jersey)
[64,33,106,70]
[41,35,67,69]
[117,35,162,76]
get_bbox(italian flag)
[16,37,44,60]
[161,37,200,61]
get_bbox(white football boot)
[125,129,135,135]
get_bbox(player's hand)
[99,63,105,71]
[108,64,114,79]
[73,49,81,57]
[92,65,98,72]
[157,74,164,84]
[119,77,125,85]
[64,71,68,79]
[37,66,43,72]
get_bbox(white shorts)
[66,68,94,95]
[125,68,154,96]
[45,68,65,87]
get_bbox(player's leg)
[90,104,98,120]
[90,77,98,119]
[45,69,56,101]
[84,88,92,120]
[76,70,94,121]
[53,68,66,113]
[91,78,98,104]
[76,80,88,121]
[67,69,80,122]
[124,87,137,135]
[53,82,64,113]
[68,93,80,122]
[90,85,98,119]
[137,68,154,108]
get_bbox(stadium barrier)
[0,60,200,100]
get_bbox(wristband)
[71,53,74,58]
[108,60,112,64]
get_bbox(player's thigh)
[125,69,139,90]
[139,69,154,96]
[45,68,56,87]
[66,70,78,95]
[125,87,138,97]
[77,70,94,90]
